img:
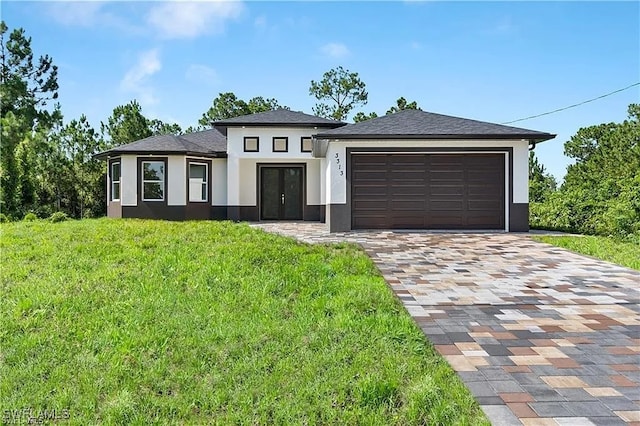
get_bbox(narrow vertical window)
[142,161,165,201]
[189,163,208,202]
[111,161,121,201]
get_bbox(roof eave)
[313,133,556,142]
[93,150,228,160]
[213,122,345,129]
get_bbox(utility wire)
[502,82,640,124]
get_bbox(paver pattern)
[253,222,640,425]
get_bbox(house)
[96,109,555,232]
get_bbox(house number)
[335,153,344,176]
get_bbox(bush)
[49,212,68,223]
[23,212,38,222]
[0,213,9,223]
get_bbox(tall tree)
[386,97,420,115]
[56,116,106,218]
[0,21,61,218]
[0,21,60,128]
[353,111,378,123]
[309,66,368,121]
[199,92,286,126]
[150,119,182,136]
[101,100,152,147]
[528,151,556,203]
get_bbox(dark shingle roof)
[213,108,344,128]
[94,128,227,159]
[314,110,555,142]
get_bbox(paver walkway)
[253,222,640,426]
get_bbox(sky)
[3,0,639,181]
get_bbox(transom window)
[301,137,313,153]
[273,137,288,152]
[189,162,208,202]
[244,137,259,152]
[111,161,121,201]
[142,161,165,201]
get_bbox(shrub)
[49,212,68,223]
[23,212,38,222]
[0,213,9,223]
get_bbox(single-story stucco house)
[96,109,555,232]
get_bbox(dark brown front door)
[351,153,505,229]
[260,167,303,220]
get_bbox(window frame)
[188,161,209,203]
[301,137,313,153]
[110,160,121,201]
[141,160,166,202]
[244,136,260,152]
[272,137,289,153]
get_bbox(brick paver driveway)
[254,223,640,426]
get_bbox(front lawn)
[1,219,487,425]
[532,234,640,270]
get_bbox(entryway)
[260,166,303,220]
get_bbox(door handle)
[281,193,285,205]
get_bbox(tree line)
[529,104,639,239]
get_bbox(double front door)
[260,167,303,220]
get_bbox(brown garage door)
[351,153,505,229]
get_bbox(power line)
[502,82,640,125]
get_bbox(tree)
[353,111,378,123]
[56,116,106,218]
[528,151,556,203]
[198,92,286,126]
[530,104,640,236]
[0,21,61,218]
[150,119,182,136]
[0,21,60,128]
[386,97,420,115]
[309,66,367,121]
[101,100,152,147]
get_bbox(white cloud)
[320,43,350,59]
[254,15,267,29]
[146,0,244,39]
[489,17,515,35]
[185,64,219,86]
[47,1,106,27]
[46,1,139,34]
[120,48,162,106]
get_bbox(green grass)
[532,235,640,270]
[1,219,487,425]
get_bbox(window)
[189,163,208,202]
[142,161,165,201]
[111,161,121,201]
[244,137,259,152]
[273,137,288,152]
[301,137,313,153]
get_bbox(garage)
[351,153,506,230]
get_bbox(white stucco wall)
[512,141,529,203]
[212,158,227,206]
[226,126,330,207]
[167,155,185,206]
[323,139,530,205]
[121,155,137,206]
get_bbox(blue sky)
[4,1,639,180]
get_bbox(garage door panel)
[431,185,464,196]
[352,153,505,230]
